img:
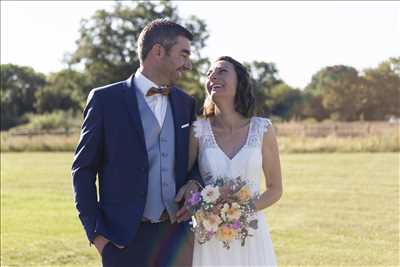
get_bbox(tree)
[388,57,400,76]
[305,65,363,121]
[359,58,400,120]
[69,0,209,106]
[34,69,91,113]
[300,93,329,121]
[1,64,46,129]
[245,61,282,116]
[266,83,303,120]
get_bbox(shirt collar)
[134,70,159,96]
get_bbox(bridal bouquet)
[185,176,258,249]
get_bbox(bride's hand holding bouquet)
[185,176,258,249]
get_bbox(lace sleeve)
[259,117,272,135]
[248,117,272,147]
[192,119,206,139]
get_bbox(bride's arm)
[254,126,283,211]
[187,126,199,172]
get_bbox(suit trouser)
[101,221,194,267]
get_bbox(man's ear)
[150,43,165,59]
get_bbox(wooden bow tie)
[146,86,171,96]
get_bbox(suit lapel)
[123,76,147,153]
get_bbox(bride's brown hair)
[202,56,256,118]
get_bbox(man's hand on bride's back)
[174,180,200,222]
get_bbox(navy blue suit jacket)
[72,75,199,246]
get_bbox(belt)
[141,211,170,223]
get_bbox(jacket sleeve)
[71,89,104,242]
[187,97,204,187]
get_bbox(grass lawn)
[1,152,399,266]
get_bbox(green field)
[1,152,399,266]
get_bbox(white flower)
[201,185,220,203]
[220,203,230,221]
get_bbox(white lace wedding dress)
[192,116,277,267]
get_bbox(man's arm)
[175,98,203,222]
[186,97,204,187]
[71,89,104,243]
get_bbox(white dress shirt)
[134,71,168,127]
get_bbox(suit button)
[141,167,147,172]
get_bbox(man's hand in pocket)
[93,235,110,255]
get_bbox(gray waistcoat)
[135,89,178,222]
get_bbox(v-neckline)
[207,117,253,161]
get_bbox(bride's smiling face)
[205,60,238,102]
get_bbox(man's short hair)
[137,19,193,64]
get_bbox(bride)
[188,56,283,266]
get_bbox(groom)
[72,19,201,267]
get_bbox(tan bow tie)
[146,86,172,97]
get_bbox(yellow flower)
[221,202,241,221]
[216,225,237,241]
[228,202,241,221]
[203,213,222,232]
[236,186,252,203]
[194,210,206,224]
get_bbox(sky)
[1,1,400,89]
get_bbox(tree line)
[1,1,399,130]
